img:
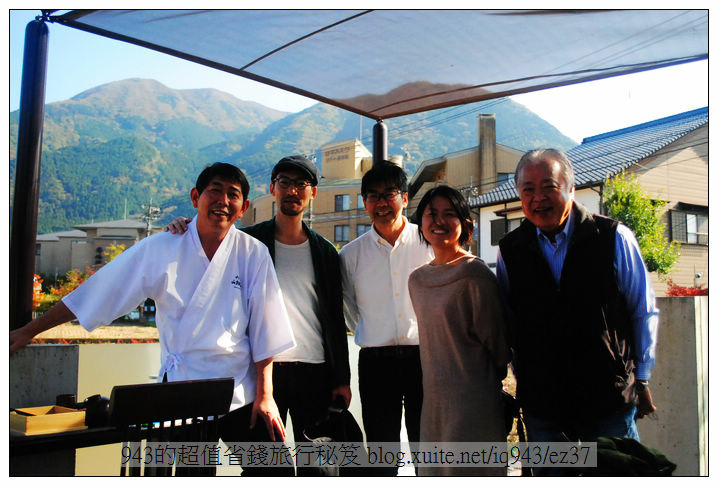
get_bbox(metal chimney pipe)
[372,120,388,165]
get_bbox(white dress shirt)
[63,219,296,411]
[340,216,434,348]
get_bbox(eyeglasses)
[364,189,403,203]
[273,177,312,190]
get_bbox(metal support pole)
[372,120,387,165]
[10,19,49,329]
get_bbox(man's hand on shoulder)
[164,217,192,234]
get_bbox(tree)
[103,243,127,263]
[603,172,680,274]
[35,267,96,314]
[32,275,44,311]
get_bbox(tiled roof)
[471,107,708,207]
[36,229,87,241]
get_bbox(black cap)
[272,155,319,186]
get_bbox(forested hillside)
[9,78,576,233]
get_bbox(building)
[35,219,149,278]
[407,114,525,254]
[474,107,708,296]
[240,114,525,251]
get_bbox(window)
[36,244,41,256]
[334,225,350,242]
[671,207,708,245]
[357,224,371,237]
[490,217,522,246]
[497,172,512,185]
[335,194,351,212]
[95,246,103,265]
[357,194,365,210]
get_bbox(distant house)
[473,107,708,296]
[240,115,525,252]
[35,218,149,278]
[407,114,525,255]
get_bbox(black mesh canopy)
[52,9,707,120]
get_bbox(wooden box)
[10,406,87,435]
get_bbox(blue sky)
[9,8,708,143]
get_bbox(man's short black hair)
[361,162,408,196]
[195,162,250,198]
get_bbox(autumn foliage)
[34,267,96,313]
[664,278,708,296]
[32,274,44,310]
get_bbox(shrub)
[664,278,708,296]
[603,172,680,274]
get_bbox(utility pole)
[140,198,162,237]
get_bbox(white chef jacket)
[63,219,295,411]
[339,217,434,348]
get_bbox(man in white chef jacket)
[10,162,296,445]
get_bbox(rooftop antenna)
[140,198,162,236]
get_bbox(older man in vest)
[497,149,658,450]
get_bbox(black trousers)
[358,345,422,476]
[218,402,293,476]
[272,362,333,476]
[273,361,332,442]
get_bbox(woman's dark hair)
[195,162,250,199]
[414,185,474,246]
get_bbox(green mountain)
[10,79,287,233]
[223,96,576,190]
[10,78,576,233]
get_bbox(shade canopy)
[51,9,707,120]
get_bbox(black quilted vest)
[499,203,637,421]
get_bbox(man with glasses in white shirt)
[340,162,433,476]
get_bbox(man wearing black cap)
[243,156,352,446]
[167,156,351,475]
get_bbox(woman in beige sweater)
[408,185,510,476]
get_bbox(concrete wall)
[637,296,708,476]
[10,343,161,476]
[10,345,80,476]
[37,237,80,277]
[10,344,79,409]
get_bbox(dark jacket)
[498,203,636,421]
[241,218,351,389]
